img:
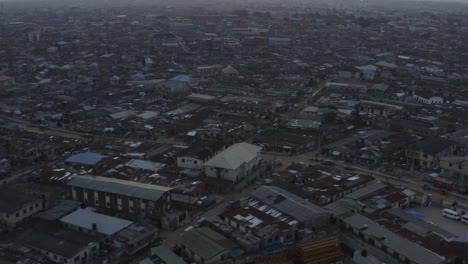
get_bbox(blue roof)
[109,75,120,81]
[170,75,194,82]
[50,113,63,119]
[131,73,145,80]
[359,69,375,74]
[65,152,108,165]
[83,106,95,111]
[406,211,425,220]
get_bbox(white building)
[412,92,443,104]
[204,143,262,182]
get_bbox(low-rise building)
[0,76,15,87]
[176,140,224,169]
[60,207,133,235]
[359,100,403,118]
[176,227,238,264]
[204,142,262,182]
[249,185,331,230]
[406,137,457,168]
[67,176,172,219]
[341,214,445,264]
[0,188,45,227]
[18,229,99,264]
[387,118,447,137]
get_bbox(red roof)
[0,76,14,81]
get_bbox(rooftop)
[65,152,108,166]
[176,227,237,260]
[344,214,445,264]
[67,176,172,201]
[150,245,186,264]
[204,142,262,170]
[60,208,133,235]
[249,185,329,226]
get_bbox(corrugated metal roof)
[150,245,186,264]
[68,176,171,201]
[250,186,329,225]
[344,214,445,264]
[125,159,165,172]
[60,208,133,235]
[176,227,237,260]
[65,152,108,165]
[109,110,137,119]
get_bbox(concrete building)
[359,100,403,118]
[19,229,99,264]
[406,137,457,168]
[204,142,262,182]
[60,208,133,235]
[0,188,45,227]
[67,176,172,219]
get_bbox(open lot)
[407,206,468,237]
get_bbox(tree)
[323,112,337,124]
[349,110,365,128]
[4,141,15,156]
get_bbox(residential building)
[249,185,331,230]
[176,140,224,169]
[67,176,172,219]
[387,118,447,137]
[341,214,446,264]
[412,91,444,104]
[60,208,133,235]
[0,76,15,87]
[18,229,99,264]
[204,142,262,182]
[359,100,403,118]
[0,188,45,227]
[406,137,457,168]
[176,227,238,264]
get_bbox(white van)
[442,208,460,220]
[461,215,468,224]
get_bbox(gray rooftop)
[204,142,262,170]
[150,245,186,264]
[19,230,97,259]
[67,176,172,201]
[60,208,133,235]
[344,214,445,264]
[37,200,82,221]
[176,227,237,261]
[250,185,329,224]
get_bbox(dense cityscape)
[1,0,468,263]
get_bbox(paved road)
[407,206,468,236]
